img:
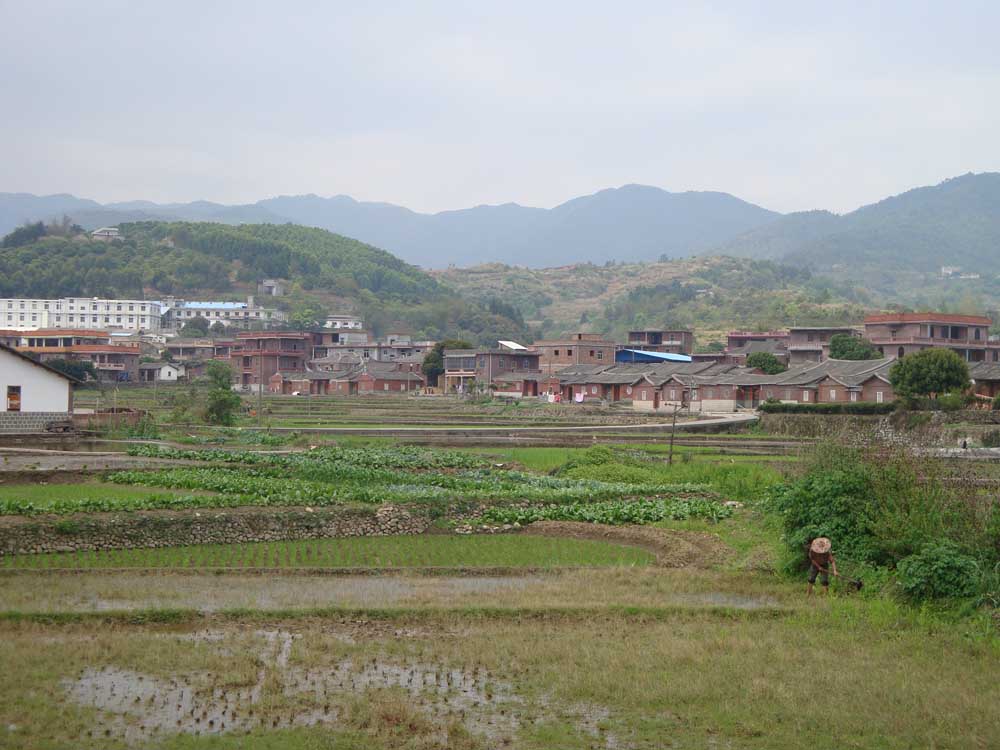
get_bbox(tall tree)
[829,333,882,360]
[889,348,970,400]
[746,351,786,374]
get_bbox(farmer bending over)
[807,537,837,596]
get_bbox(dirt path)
[522,521,731,568]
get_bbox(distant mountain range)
[2,172,998,274]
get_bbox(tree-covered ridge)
[0,221,529,344]
[124,222,447,302]
[433,256,872,342]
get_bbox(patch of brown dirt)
[522,521,732,568]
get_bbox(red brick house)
[786,327,858,365]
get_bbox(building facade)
[626,329,694,354]
[162,297,286,331]
[0,297,163,332]
[864,313,1000,362]
[786,327,858,365]
[533,333,616,377]
[230,331,311,389]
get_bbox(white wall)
[0,350,71,412]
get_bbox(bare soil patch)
[522,521,732,568]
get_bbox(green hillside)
[432,257,872,345]
[0,221,528,343]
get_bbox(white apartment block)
[0,297,163,332]
[162,296,287,330]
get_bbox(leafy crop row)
[483,498,733,526]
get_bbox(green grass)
[1,534,654,570]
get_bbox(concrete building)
[626,329,694,355]
[162,297,286,331]
[0,297,163,332]
[0,344,76,431]
[533,333,616,377]
[786,326,858,365]
[16,329,141,382]
[323,314,364,330]
[139,362,185,382]
[231,331,311,390]
[90,227,121,241]
[864,312,1000,362]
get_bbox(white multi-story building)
[0,297,163,332]
[161,296,287,330]
[324,314,364,330]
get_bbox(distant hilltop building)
[90,227,121,241]
[324,314,364,330]
[257,278,286,296]
[941,266,962,277]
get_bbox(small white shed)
[0,345,75,413]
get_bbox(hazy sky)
[2,1,998,214]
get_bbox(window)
[567,348,573,356]
[597,350,604,360]
[589,350,595,357]
[591,385,597,394]
[784,389,792,400]
[669,389,676,400]
[553,350,560,357]
[691,389,699,400]
[640,390,647,400]
[384,383,389,391]
[6,385,21,412]
[876,391,884,403]
[975,328,982,340]
[626,386,632,395]
[803,390,810,402]
[706,388,714,399]
[850,391,858,402]
[766,389,773,399]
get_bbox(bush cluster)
[769,443,999,602]
[758,401,896,415]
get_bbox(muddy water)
[63,629,620,747]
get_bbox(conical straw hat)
[810,537,832,554]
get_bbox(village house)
[786,326,859,365]
[533,333,616,377]
[626,329,694,354]
[441,342,540,395]
[16,329,140,382]
[163,338,235,361]
[231,331,311,390]
[864,312,1000,362]
[969,362,1000,399]
[723,330,790,366]
[138,362,185,383]
[323,314,364,330]
[0,344,76,431]
[269,360,425,396]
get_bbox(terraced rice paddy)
[0,534,654,571]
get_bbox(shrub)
[897,541,979,601]
[992,393,1000,411]
[758,401,896,415]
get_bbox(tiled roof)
[969,362,1000,381]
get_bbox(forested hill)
[0,222,529,343]
[715,173,1000,273]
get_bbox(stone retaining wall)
[0,505,431,556]
[0,412,70,434]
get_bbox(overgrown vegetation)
[768,442,999,602]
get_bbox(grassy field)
[0,602,996,750]
[0,534,654,571]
